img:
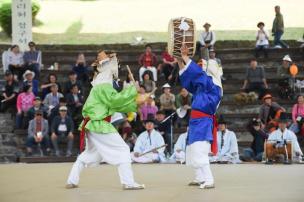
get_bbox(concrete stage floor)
[0,163,303,202]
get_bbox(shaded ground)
[0,163,303,202]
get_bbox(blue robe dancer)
[178,45,222,189]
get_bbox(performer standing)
[66,50,144,190]
[178,45,222,189]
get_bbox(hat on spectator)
[4,70,13,76]
[162,83,171,88]
[262,94,272,101]
[35,110,43,115]
[59,106,68,111]
[218,115,228,124]
[282,55,292,62]
[209,48,215,52]
[23,70,35,80]
[252,118,261,126]
[257,22,265,27]
[277,112,289,123]
[203,22,211,28]
[144,116,155,124]
[34,96,41,101]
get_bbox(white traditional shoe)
[188,180,204,186]
[199,182,215,189]
[65,184,78,189]
[122,183,145,190]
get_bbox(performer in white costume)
[170,131,188,163]
[66,51,144,190]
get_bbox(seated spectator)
[136,85,150,106]
[259,94,285,133]
[140,71,156,93]
[241,118,268,162]
[23,41,41,79]
[170,131,187,163]
[208,49,224,80]
[66,84,84,122]
[43,84,64,114]
[159,83,176,116]
[16,85,35,129]
[51,106,74,157]
[241,58,268,98]
[157,46,178,81]
[155,110,172,154]
[139,95,158,121]
[175,88,192,127]
[26,110,50,156]
[198,22,216,59]
[48,97,71,125]
[41,74,62,99]
[131,118,166,163]
[0,71,18,112]
[255,22,269,58]
[119,121,137,151]
[209,116,240,164]
[22,70,39,96]
[27,96,47,121]
[138,44,158,82]
[123,73,139,90]
[73,53,89,83]
[277,55,293,99]
[289,95,304,136]
[7,45,24,81]
[64,71,83,94]
[268,112,303,163]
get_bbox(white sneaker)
[122,183,145,190]
[199,182,215,189]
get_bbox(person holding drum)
[267,112,303,163]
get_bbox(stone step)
[19,156,77,163]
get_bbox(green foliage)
[0,0,41,37]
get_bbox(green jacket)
[272,13,284,33]
[79,83,137,134]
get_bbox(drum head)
[176,107,187,118]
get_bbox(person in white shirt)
[255,22,269,58]
[210,115,241,164]
[198,22,216,59]
[131,118,166,163]
[7,45,24,80]
[267,112,303,163]
[170,131,187,163]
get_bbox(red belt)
[191,110,218,155]
[80,116,111,152]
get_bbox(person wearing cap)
[27,96,47,121]
[272,6,288,48]
[255,22,269,58]
[175,88,192,127]
[198,22,216,59]
[26,110,50,156]
[0,71,19,112]
[22,70,39,96]
[268,112,303,162]
[64,71,83,94]
[131,118,166,163]
[209,115,240,164]
[176,45,223,189]
[138,44,158,82]
[241,58,268,98]
[159,83,176,117]
[7,44,24,81]
[170,130,188,164]
[23,41,41,79]
[43,84,64,112]
[241,118,268,162]
[140,70,156,93]
[139,95,158,121]
[259,94,285,132]
[277,55,292,78]
[51,106,74,157]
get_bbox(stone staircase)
[0,43,303,162]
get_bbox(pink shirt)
[292,104,304,122]
[140,104,158,121]
[16,92,35,112]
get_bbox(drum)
[265,140,293,162]
[168,17,196,58]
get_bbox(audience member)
[175,88,192,127]
[131,118,166,163]
[139,95,158,121]
[155,110,172,154]
[159,83,176,116]
[255,22,269,58]
[23,41,41,78]
[119,121,137,151]
[48,97,71,125]
[123,73,139,90]
[170,131,187,163]
[277,55,293,99]
[26,110,50,156]
[66,84,84,122]
[136,85,150,106]
[198,22,216,59]
[22,70,39,96]
[0,71,18,112]
[16,85,35,129]
[43,84,64,113]
[241,58,268,98]
[64,71,83,94]
[138,44,158,82]
[72,53,89,83]
[41,74,62,99]
[140,71,156,93]
[158,46,178,81]
[27,96,47,121]
[7,45,24,80]
[51,106,74,157]
[241,118,268,162]
[210,116,240,164]
[289,95,304,136]
[272,5,288,48]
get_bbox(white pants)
[139,66,157,81]
[210,153,241,164]
[186,141,214,184]
[170,151,186,163]
[131,152,159,163]
[67,132,136,186]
